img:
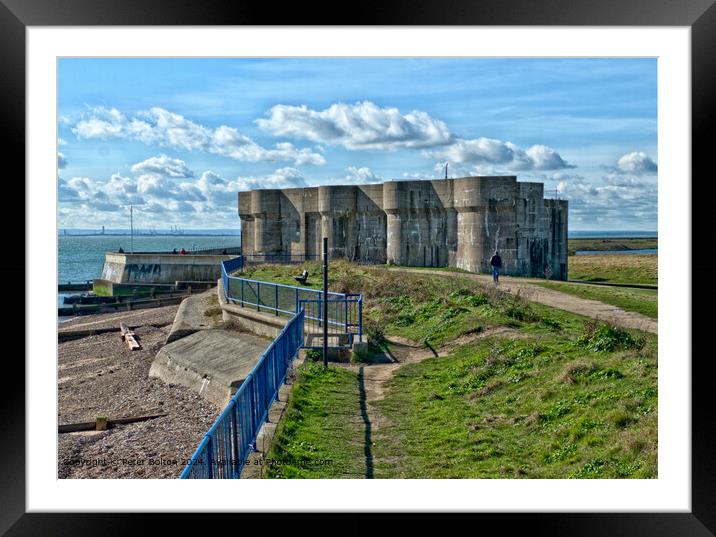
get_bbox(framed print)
[5,0,714,534]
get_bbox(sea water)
[57,234,240,308]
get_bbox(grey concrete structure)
[149,329,271,408]
[100,252,234,285]
[239,176,568,280]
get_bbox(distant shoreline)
[59,233,240,237]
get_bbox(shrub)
[363,318,385,345]
[305,349,322,361]
[540,316,562,331]
[502,300,536,322]
[449,288,488,307]
[576,320,644,352]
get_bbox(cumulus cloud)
[555,171,656,227]
[196,168,297,205]
[603,173,648,188]
[57,152,67,170]
[130,154,194,178]
[257,101,453,151]
[72,107,126,139]
[72,106,325,166]
[58,178,80,202]
[615,151,658,175]
[425,138,573,172]
[344,166,383,184]
[232,167,308,191]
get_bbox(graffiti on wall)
[125,263,162,282]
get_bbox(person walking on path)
[489,250,502,284]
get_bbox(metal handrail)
[179,309,304,479]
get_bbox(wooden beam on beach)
[58,413,167,434]
[119,323,141,350]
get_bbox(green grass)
[266,317,657,479]
[568,254,657,285]
[242,260,541,346]
[248,262,657,479]
[265,361,366,478]
[534,281,657,319]
[371,320,657,478]
[568,238,657,256]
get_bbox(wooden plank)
[125,334,141,350]
[58,413,167,433]
[120,322,141,349]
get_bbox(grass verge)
[534,281,657,319]
[568,254,657,285]
[371,320,656,478]
[568,238,657,256]
[265,361,366,478]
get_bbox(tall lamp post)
[322,236,328,368]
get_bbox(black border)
[5,1,714,534]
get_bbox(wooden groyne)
[58,294,186,317]
[58,282,93,292]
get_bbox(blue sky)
[57,58,657,230]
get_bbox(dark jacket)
[490,254,502,268]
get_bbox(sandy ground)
[394,268,658,335]
[57,305,221,479]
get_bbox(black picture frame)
[4,0,713,534]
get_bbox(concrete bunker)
[238,176,568,280]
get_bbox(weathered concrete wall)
[237,176,568,280]
[100,252,234,284]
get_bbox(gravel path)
[58,306,221,479]
[393,268,658,335]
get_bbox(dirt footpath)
[394,268,658,335]
[57,305,221,479]
[334,328,520,478]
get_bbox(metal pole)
[130,205,133,253]
[322,236,328,368]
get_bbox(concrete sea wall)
[100,252,234,285]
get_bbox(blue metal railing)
[300,298,362,348]
[179,309,304,479]
[179,256,364,478]
[221,256,362,344]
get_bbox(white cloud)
[72,106,325,166]
[58,178,80,202]
[556,171,656,227]
[257,101,453,151]
[72,107,127,139]
[57,152,67,170]
[425,138,573,171]
[344,166,383,185]
[130,154,194,178]
[232,167,308,191]
[603,173,648,188]
[524,145,573,171]
[616,151,657,175]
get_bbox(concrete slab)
[149,329,271,408]
[165,287,221,343]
